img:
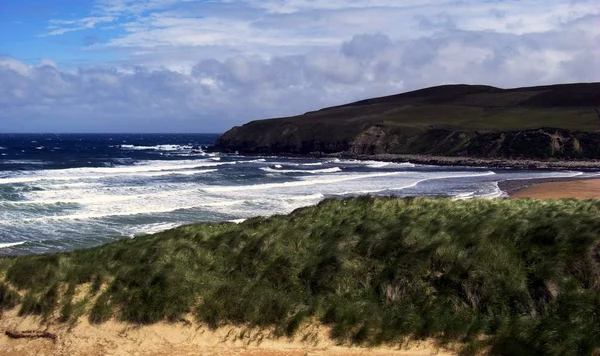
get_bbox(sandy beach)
[0,310,455,356]
[509,178,600,199]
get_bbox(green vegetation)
[1,197,600,355]
[214,83,600,158]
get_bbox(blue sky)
[0,0,599,132]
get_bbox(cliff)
[214,83,600,160]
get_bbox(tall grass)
[1,197,600,355]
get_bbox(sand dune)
[0,310,455,356]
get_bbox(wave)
[388,171,497,191]
[478,182,506,199]
[334,159,416,168]
[301,162,324,166]
[0,147,5,150]
[203,171,409,193]
[451,192,476,200]
[124,168,218,178]
[0,241,26,249]
[0,196,251,225]
[228,219,247,224]
[130,222,182,237]
[284,193,325,201]
[1,160,49,165]
[0,161,230,185]
[0,206,198,225]
[120,144,201,152]
[503,171,584,180]
[333,171,497,196]
[260,167,342,174]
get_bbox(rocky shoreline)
[333,153,600,170]
[216,148,600,170]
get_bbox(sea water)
[0,133,590,255]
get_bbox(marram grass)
[1,197,600,355]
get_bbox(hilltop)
[214,83,600,161]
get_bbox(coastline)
[226,150,600,170]
[506,178,600,199]
[497,176,595,196]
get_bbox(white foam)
[282,193,325,201]
[121,144,199,152]
[274,164,283,168]
[389,171,496,191]
[203,171,408,193]
[2,160,48,165]
[0,160,229,185]
[0,241,26,249]
[260,167,342,174]
[3,154,587,253]
[503,171,584,180]
[336,159,416,168]
[130,222,181,237]
[333,171,497,196]
[228,219,247,224]
[478,182,506,199]
[0,147,6,150]
[451,192,476,200]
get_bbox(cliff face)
[214,83,600,160]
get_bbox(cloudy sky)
[1,0,599,133]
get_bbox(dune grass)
[1,196,600,355]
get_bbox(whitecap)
[0,241,26,249]
[228,219,247,224]
[121,144,196,151]
[260,167,342,174]
[0,160,229,185]
[451,192,476,200]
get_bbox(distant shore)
[221,150,600,170]
[334,153,600,170]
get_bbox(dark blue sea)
[0,133,589,255]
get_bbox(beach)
[508,178,600,199]
[0,310,453,356]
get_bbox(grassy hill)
[214,83,600,159]
[1,197,600,355]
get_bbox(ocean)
[0,133,591,255]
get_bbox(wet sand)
[509,179,600,199]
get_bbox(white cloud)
[1,0,598,132]
[45,16,117,36]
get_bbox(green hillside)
[1,197,600,355]
[214,83,600,159]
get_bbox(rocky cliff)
[214,83,600,160]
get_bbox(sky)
[0,0,599,133]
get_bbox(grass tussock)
[2,196,600,354]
